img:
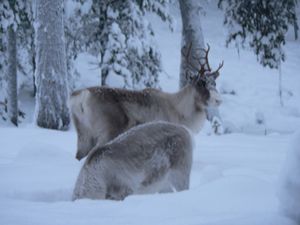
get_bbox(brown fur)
[87,86,156,107]
[72,121,193,201]
[70,78,220,160]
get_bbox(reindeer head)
[183,43,223,107]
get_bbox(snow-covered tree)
[6,25,18,126]
[179,0,224,134]
[279,130,300,224]
[35,0,70,130]
[101,5,131,87]
[1,1,30,125]
[106,1,162,88]
[68,0,171,89]
[64,3,80,92]
[219,0,299,106]
[0,12,5,91]
[17,2,35,96]
[0,1,34,124]
[179,0,206,88]
[1,1,18,125]
[219,0,298,69]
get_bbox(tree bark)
[293,7,299,40]
[31,30,37,97]
[279,61,284,107]
[7,26,18,126]
[179,0,224,134]
[179,0,205,88]
[35,0,70,130]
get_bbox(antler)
[182,43,224,80]
[214,60,224,74]
[181,43,199,75]
[198,43,212,76]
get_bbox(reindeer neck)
[166,84,198,121]
[169,84,206,133]
[171,84,196,107]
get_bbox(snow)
[1,1,300,225]
[0,127,296,225]
[279,130,300,224]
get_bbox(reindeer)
[70,44,223,160]
[72,121,193,201]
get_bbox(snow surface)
[279,130,300,224]
[0,127,296,225]
[1,1,300,225]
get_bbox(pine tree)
[0,4,8,120]
[1,0,23,126]
[219,0,299,106]
[64,6,80,92]
[35,0,70,130]
[0,0,34,124]
[0,9,5,89]
[101,4,130,86]
[67,0,171,89]
[7,25,18,126]
[17,1,35,96]
[1,1,19,125]
[219,0,298,69]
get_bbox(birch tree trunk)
[7,26,18,126]
[179,0,224,134]
[179,0,205,88]
[35,0,70,130]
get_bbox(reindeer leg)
[141,164,170,188]
[72,163,106,200]
[105,182,133,201]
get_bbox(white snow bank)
[206,214,296,225]
[0,127,80,202]
[14,142,73,164]
[279,130,300,224]
[0,127,294,225]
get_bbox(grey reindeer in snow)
[70,44,223,160]
[72,121,193,201]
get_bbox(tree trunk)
[279,61,284,107]
[293,7,299,40]
[179,0,224,134]
[31,30,37,97]
[294,21,299,40]
[7,26,18,126]
[35,0,70,130]
[179,0,205,88]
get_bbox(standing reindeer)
[70,45,223,160]
[72,121,193,201]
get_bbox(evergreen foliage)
[67,0,172,89]
[0,0,33,125]
[219,0,299,69]
[0,0,34,88]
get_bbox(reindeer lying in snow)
[70,45,223,160]
[72,121,193,201]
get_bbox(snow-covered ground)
[1,2,300,225]
[0,127,296,225]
